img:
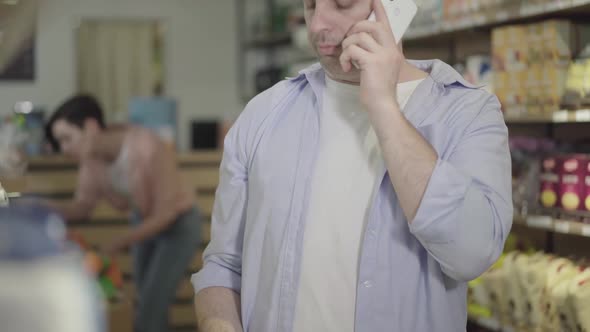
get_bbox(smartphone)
[350,0,418,69]
[369,0,418,43]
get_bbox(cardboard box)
[492,26,508,49]
[493,71,508,109]
[542,20,574,65]
[525,65,544,115]
[542,64,569,112]
[527,23,544,65]
[504,25,528,72]
[505,70,528,108]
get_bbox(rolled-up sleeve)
[191,119,249,295]
[409,96,513,281]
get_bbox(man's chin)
[318,57,358,79]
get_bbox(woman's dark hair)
[45,94,106,151]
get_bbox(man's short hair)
[45,94,106,152]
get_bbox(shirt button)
[363,280,373,288]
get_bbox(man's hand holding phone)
[340,0,414,114]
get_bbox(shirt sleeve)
[409,96,513,282]
[191,121,248,294]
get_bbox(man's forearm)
[195,287,243,332]
[369,101,438,222]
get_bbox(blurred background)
[1,0,590,331]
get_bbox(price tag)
[520,5,533,16]
[496,11,509,22]
[553,111,569,122]
[476,317,501,330]
[545,1,560,11]
[526,216,553,229]
[575,110,590,122]
[582,225,590,237]
[473,15,486,25]
[531,4,545,15]
[545,0,570,12]
[554,221,570,234]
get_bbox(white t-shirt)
[292,75,424,332]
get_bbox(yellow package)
[493,71,508,108]
[526,65,544,116]
[506,25,528,71]
[492,26,508,49]
[584,58,590,103]
[542,20,573,65]
[542,64,569,111]
[492,27,509,71]
[562,61,586,109]
[527,23,544,65]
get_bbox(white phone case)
[369,0,418,43]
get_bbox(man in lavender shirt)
[192,0,513,331]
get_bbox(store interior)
[2,0,590,331]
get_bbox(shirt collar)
[290,59,480,90]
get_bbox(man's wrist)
[367,96,401,117]
[368,99,404,138]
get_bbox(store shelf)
[504,109,590,124]
[243,32,292,49]
[469,316,502,330]
[468,316,517,332]
[514,214,590,237]
[406,0,590,43]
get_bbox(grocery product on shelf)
[563,46,590,109]
[469,251,590,331]
[68,231,124,302]
[500,252,529,328]
[411,0,443,30]
[510,136,556,215]
[569,268,590,331]
[541,257,578,331]
[492,20,590,117]
[518,252,552,330]
[461,55,493,91]
[492,24,528,116]
[540,156,560,209]
[559,155,589,212]
[536,153,590,215]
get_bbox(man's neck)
[399,61,429,82]
[328,60,428,86]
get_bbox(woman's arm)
[44,163,101,221]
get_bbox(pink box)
[540,156,560,209]
[558,155,588,211]
[585,161,590,212]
